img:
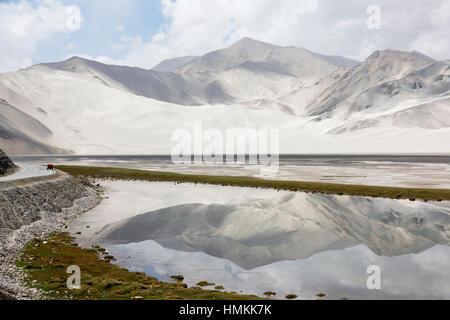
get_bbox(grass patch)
[316,293,326,297]
[196,281,215,287]
[16,233,261,300]
[57,165,450,201]
[170,275,184,282]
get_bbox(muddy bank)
[0,171,100,299]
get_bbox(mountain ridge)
[0,37,448,155]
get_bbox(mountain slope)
[0,63,297,154]
[169,38,359,111]
[316,53,360,67]
[151,56,199,72]
[344,61,449,116]
[328,97,450,134]
[175,37,338,80]
[41,57,207,105]
[315,61,450,134]
[0,98,70,155]
[0,38,448,155]
[307,50,436,116]
[36,38,359,109]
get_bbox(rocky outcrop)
[0,149,16,176]
[0,171,100,299]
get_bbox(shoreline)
[6,166,450,300]
[57,165,450,201]
[0,173,101,299]
[0,165,21,180]
[1,173,263,300]
[16,232,263,300]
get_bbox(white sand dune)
[0,38,449,155]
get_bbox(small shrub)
[196,281,215,287]
[170,275,184,282]
[316,293,326,297]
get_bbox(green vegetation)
[196,281,215,287]
[316,293,326,297]
[16,233,261,300]
[57,165,450,201]
[170,275,184,282]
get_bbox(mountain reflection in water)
[70,181,450,299]
[100,193,450,269]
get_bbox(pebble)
[0,177,100,300]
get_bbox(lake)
[69,180,450,299]
[12,154,450,188]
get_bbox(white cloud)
[119,35,173,69]
[110,0,449,69]
[152,32,166,43]
[66,41,76,51]
[7,0,447,71]
[0,0,81,71]
[109,0,321,68]
[407,0,450,58]
[111,43,125,50]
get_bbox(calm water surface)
[13,154,450,188]
[69,180,450,299]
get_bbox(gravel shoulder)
[0,171,101,299]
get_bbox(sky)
[0,0,449,71]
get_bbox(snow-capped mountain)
[0,38,448,155]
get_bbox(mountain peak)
[228,37,276,50]
[41,55,89,66]
[366,49,409,60]
[366,49,434,63]
[234,37,264,44]
[38,55,103,74]
[235,36,254,43]
[65,56,91,63]
[51,56,93,66]
[66,55,85,61]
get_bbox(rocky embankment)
[0,171,100,299]
[0,149,17,176]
